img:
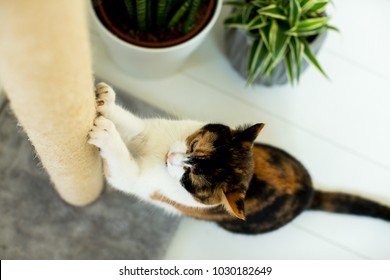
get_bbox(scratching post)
[0,0,103,205]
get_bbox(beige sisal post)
[0,0,104,205]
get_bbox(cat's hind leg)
[95,82,144,142]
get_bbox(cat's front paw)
[95,82,116,116]
[88,115,127,159]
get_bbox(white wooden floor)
[89,0,390,259]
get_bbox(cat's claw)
[95,82,116,116]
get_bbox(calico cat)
[88,83,390,234]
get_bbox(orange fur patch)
[253,146,302,194]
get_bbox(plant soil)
[94,0,215,48]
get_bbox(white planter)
[89,0,222,79]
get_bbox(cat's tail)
[309,190,390,222]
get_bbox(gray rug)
[0,85,180,259]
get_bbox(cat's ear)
[234,123,265,144]
[221,190,246,220]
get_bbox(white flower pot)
[89,0,222,79]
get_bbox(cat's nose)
[167,152,186,167]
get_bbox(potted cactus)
[224,0,338,86]
[90,0,222,78]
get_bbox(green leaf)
[124,0,135,21]
[300,0,311,7]
[259,23,271,52]
[248,38,262,76]
[289,17,329,34]
[156,0,169,28]
[260,55,276,80]
[289,0,301,28]
[284,50,295,85]
[146,1,155,29]
[247,15,268,31]
[264,20,290,76]
[167,0,191,28]
[302,38,328,79]
[269,20,289,58]
[251,0,270,8]
[247,38,272,85]
[183,0,201,34]
[326,25,340,33]
[292,27,327,37]
[307,1,329,14]
[289,36,303,81]
[301,0,316,14]
[258,5,288,21]
[135,0,147,32]
[241,3,257,23]
[268,19,279,56]
[302,0,329,14]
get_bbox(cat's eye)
[190,140,198,152]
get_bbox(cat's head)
[166,123,264,220]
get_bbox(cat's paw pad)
[95,82,116,115]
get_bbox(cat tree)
[0,0,103,205]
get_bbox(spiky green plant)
[124,0,203,35]
[224,0,338,85]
